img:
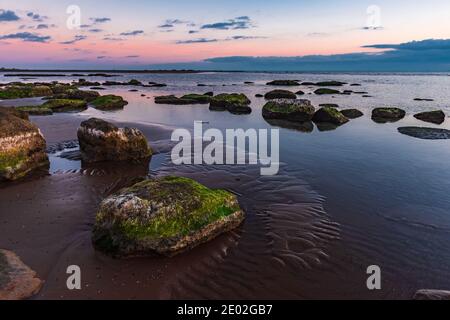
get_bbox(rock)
[266,80,300,86]
[77,118,152,163]
[15,106,53,116]
[180,94,212,104]
[147,83,167,88]
[50,89,100,102]
[314,88,341,95]
[341,109,364,119]
[0,84,53,99]
[155,94,211,105]
[0,109,49,181]
[49,83,76,94]
[128,79,143,86]
[413,290,450,300]
[312,107,349,125]
[204,92,214,97]
[350,83,362,86]
[0,249,43,300]
[90,87,106,90]
[129,89,139,92]
[319,103,340,109]
[301,82,316,86]
[262,99,315,122]
[315,81,346,87]
[1,107,29,120]
[264,89,297,100]
[90,95,129,111]
[244,81,254,84]
[264,119,314,133]
[42,99,88,113]
[74,79,101,87]
[210,93,252,114]
[255,94,264,98]
[92,176,245,257]
[414,98,434,102]
[372,107,406,123]
[413,110,445,124]
[296,90,305,95]
[398,127,450,140]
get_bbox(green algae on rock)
[313,107,349,125]
[0,109,49,181]
[264,89,297,100]
[209,93,252,114]
[49,88,100,102]
[91,95,129,111]
[92,176,245,257]
[372,107,406,123]
[43,99,87,113]
[262,99,315,122]
[0,84,53,99]
[77,118,152,163]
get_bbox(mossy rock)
[180,94,212,104]
[92,176,245,257]
[262,99,315,122]
[341,109,364,119]
[414,110,445,125]
[372,107,406,123]
[128,79,143,86]
[0,84,53,99]
[209,93,251,114]
[264,90,296,100]
[91,95,128,111]
[313,107,349,125]
[314,88,341,95]
[16,106,53,116]
[155,94,209,105]
[266,80,300,86]
[49,89,100,102]
[42,99,87,113]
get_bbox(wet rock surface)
[262,99,315,122]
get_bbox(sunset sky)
[1,0,450,70]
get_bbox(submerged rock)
[398,127,450,140]
[77,118,152,163]
[0,109,49,181]
[90,95,129,111]
[210,93,252,114]
[341,109,364,119]
[313,107,349,125]
[372,107,406,123]
[314,88,340,95]
[413,110,445,124]
[264,89,297,100]
[413,290,450,300]
[92,176,245,257]
[262,99,315,122]
[266,80,300,86]
[0,249,43,300]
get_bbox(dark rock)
[255,94,264,98]
[319,103,340,108]
[350,83,362,86]
[210,93,252,114]
[341,109,364,119]
[90,95,129,111]
[264,89,297,100]
[414,98,434,102]
[398,127,450,140]
[264,119,314,133]
[315,81,347,87]
[296,90,305,95]
[49,89,100,102]
[92,176,245,257]
[414,110,445,124]
[204,92,214,97]
[266,80,300,86]
[155,94,211,105]
[313,107,349,125]
[262,99,315,122]
[301,82,316,86]
[372,107,406,123]
[314,88,341,95]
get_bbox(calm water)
[2,72,450,299]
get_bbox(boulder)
[0,109,49,181]
[372,107,406,123]
[398,127,450,140]
[413,290,450,300]
[155,94,211,105]
[319,103,340,109]
[341,109,364,119]
[92,176,245,257]
[296,90,305,95]
[0,249,43,300]
[180,94,212,104]
[262,99,315,122]
[50,89,100,102]
[413,110,445,124]
[0,84,53,99]
[314,88,341,95]
[264,90,297,100]
[90,95,129,111]
[266,80,300,86]
[210,93,252,114]
[77,118,152,163]
[313,107,349,125]
[42,99,87,113]
[315,81,346,87]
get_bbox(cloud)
[125,55,140,58]
[0,9,20,21]
[0,32,51,42]
[90,17,111,24]
[363,39,450,50]
[158,23,174,28]
[103,36,125,41]
[88,28,103,33]
[176,38,219,44]
[60,35,87,45]
[189,30,199,34]
[120,30,144,36]
[27,12,47,22]
[201,16,253,30]
[176,35,265,44]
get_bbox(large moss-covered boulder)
[314,88,341,95]
[0,109,49,181]
[50,89,100,102]
[313,107,349,125]
[262,99,315,122]
[372,107,406,123]
[209,93,252,114]
[77,118,152,163]
[0,84,53,99]
[264,90,297,100]
[0,249,43,300]
[413,110,445,124]
[266,80,300,86]
[92,176,245,257]
[91,95,128,111]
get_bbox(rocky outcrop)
[413,290,450,300]
[77,118,152,163]
[341,109,364,119]
[0,84,53,99]
[92,176,245,257]
[413,110,445,124]
[0,109,49,181]
[49,89,100,102]
[90,95,129,111]
[0,249,43,300]
[262,99,315,122]
[372,108,406,123]
[266,80,300,86]
[313,107,349,125]
[314,88,340,95]
[398,127,450,140]
[264,90,297,100]
[209,93,252,114]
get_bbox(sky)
[1,0,450,71]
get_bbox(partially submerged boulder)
[398,127,450,140]
[90,95,128,111]
[313,107,349,125]
[0,249,43,300]
[0,84,53,99]
[314,88,340,95]
[315,81,347,87]
[42,99,87,113]
[49,89,100,102]
[264,90,296,100]
[0,109,49,181]
[372,107,406,123]
[77,118,152,163]
[92,176,245,257]
[413,110,445,124]
[155,94,211,105]
[341,109,364,119]
[262,99,315,122]
[413,290,450,300]
[266,80,300,86]
[209,93,252,114]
